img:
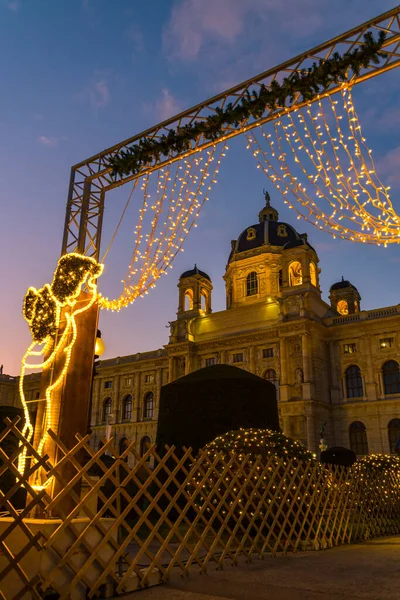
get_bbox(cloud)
[163,0,323,62]
[7,1,19,11]
[90,79,110,108]
[126,23,144,54]
[375,146,400,186]
[74,73,111,109]
[152,88,183,122]
[37,136,57,147]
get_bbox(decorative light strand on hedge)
[108,32,386,178]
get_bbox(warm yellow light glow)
[95,336,105,357]
[98,144,228,312]
[18,253,103,479]
[247,85,400,246]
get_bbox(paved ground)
[124,536,400,600]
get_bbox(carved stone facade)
[6,194,400,458]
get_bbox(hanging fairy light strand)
[99,143,228,311]
[247,85,400,246]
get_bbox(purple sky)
[1,0,400,375]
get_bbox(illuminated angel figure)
[18,253,103,477]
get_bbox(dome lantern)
[258,190,279,223]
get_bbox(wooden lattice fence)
[0,417,399,599]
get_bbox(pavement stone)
[119,537,400,600]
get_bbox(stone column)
[134,374,141,421]
[168,357,175,383]
[220,350,227,364]
[155,369,162,419]
[306,413,317,453]
[301,333,311,382]
[279,337,289,401]
[114,375,120,424]
[249,346,256,373]
[364,336,377,401]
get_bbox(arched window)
[345,365,363,399]
[288,261,302,286]
[278,270,283,290]
[349,421,368,455]
[184,289,193,311]
[201,291,207,312]
[227,288,232,309]
[143,392,154,419]
[122,394,132,420]
[264,368,279,399]
[140,435,151,459]
[102,397,112,422]
[388,419,400,453]
[119,437,129,460]
[310,262,317,287]
[337,299,349,315]
[382,360,400,395]
[246,271,258,296]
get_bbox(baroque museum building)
[5,192,400,458]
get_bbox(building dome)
[180,264,211,281]
[229,191,309,262]
[329,277,358,292]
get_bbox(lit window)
[143,392,154,419]
[104,380,113,389]
[309,262,317,287]
[144,374,154,383]
[383,360,400,395]
[102,397,112,422]
[262,348,274,359]
[388,419,400,454]
[232,353,244,363]
[288,261,302,286]
[140,435,151,461]
[343,343,356,354]
[380,338,394,349]
[184,289,193,311]
[246,227,256,241]
[122,395,132,420]
[349,421,368,455]
[246,272,258,297]
[264,368,279,399]
[205,357,216,367]
[337,300,349,315]
[345,366,363,399]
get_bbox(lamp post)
[88,329,105,435]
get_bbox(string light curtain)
[247,85,399,246]
[99,144,228,311]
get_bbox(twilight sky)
[1,0,399,375]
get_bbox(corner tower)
[177,265,213,319]
[329,278,361,315]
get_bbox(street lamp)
[95,329,105,359]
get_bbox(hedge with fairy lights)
[188,428,328,529]
[349,454,400,528]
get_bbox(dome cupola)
[258,190,279,222]
[329,277,361,315]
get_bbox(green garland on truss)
[109,31,386,178]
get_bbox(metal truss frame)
[62,6,400,260]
